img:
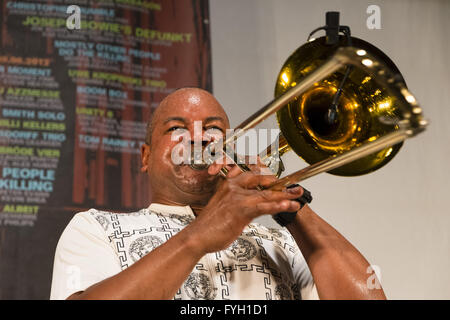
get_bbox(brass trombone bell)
[274,36,408,177]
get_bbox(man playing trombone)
[50,87,385,300]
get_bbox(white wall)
[209,0,450,299]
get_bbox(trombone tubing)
[218,55,346,175]
[217,45,426,186]
[267,128,411,191]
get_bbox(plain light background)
[209,0,450,299]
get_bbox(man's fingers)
[233,171,278,189]
[254,200,300,216]
[208,162,225,175]
[241,187,303,218]
[257,187,303,202]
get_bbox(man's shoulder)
[69,207,154,233]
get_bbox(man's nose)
[190,139,209,147]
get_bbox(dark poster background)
[0,0,212,299]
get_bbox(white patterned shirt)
[50,203,318,300]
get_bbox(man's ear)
[141,143,151,172]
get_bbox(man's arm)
[66,172,303,300]
[286,204,386,300]
[67,223,204,300]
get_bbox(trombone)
[196,13,428,192]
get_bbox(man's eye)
[205,126,224,133]
[167,126,187,132]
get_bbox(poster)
[0,0,212,299]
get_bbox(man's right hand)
[186,165,304,255]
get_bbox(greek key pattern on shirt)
[214,238,275,301]
[246,224,298,255]
[214,259,275,300]
[249,225,289,276]
[218,272,230,300]
[212,228,299,300]
[90,210,191,270]
[88,209,306,300]
[109,214,128,268]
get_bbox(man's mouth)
[189,163,209,170]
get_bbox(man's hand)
[203,155,386,300]
[186,165,303,255]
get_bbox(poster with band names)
[0,0,212,299]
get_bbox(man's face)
[141,88,230,205]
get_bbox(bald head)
[145,88,229,145]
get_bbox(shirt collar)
[148,203,195,217]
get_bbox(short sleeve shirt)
[50,203,318,300]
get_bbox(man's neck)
[189,205,205,217]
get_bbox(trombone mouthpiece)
[188,144,217,170]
